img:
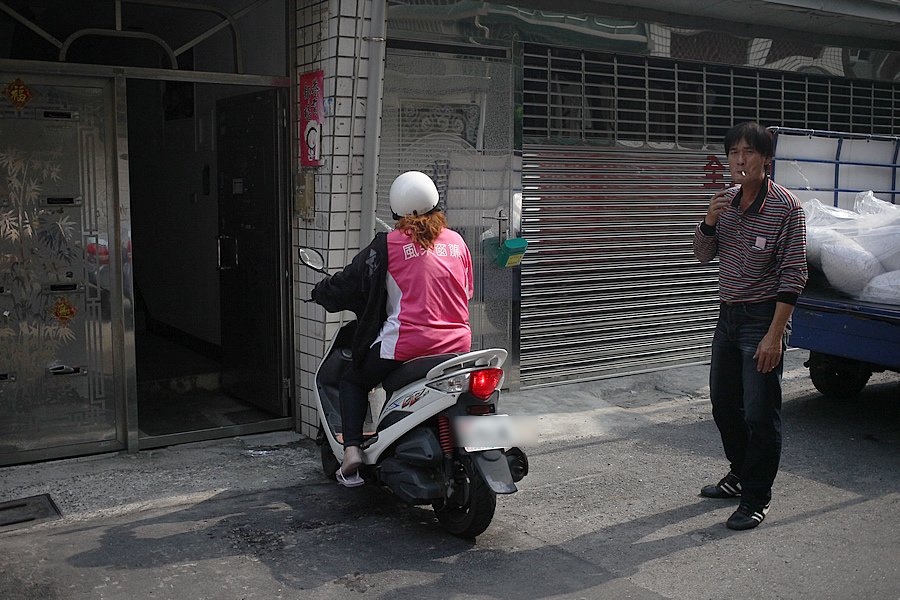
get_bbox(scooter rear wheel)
[433,462,496,539]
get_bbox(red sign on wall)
[703,155,727,189]
[299,70,324,167]
[4,77,33,110]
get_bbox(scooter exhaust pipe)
[506,447,529,483]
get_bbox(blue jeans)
[709,301,785,506]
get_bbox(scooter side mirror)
[298,247,327,273]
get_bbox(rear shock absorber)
[438,415,453,456]
[438,415,456,497]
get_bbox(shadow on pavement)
[57,375,898,599]
[62,480,728,599]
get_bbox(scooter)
[299,247,529,538]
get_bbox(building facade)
[1,0,898,464]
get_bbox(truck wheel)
[809,363,871,399]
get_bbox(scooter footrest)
[334,432,377,445]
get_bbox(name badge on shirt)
[754,236,767,250]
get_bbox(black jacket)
[310,233,388,366]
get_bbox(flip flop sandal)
[335,468,364,488]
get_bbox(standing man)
[693,122,807,530]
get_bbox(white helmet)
[389,171,440,218]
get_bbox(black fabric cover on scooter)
[316,323,358,433]
[382,353,459,396]
[379,458,443,505]
[379,428,444,504]
[392,427,443,467]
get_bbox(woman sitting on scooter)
[311,170,474,487]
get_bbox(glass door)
[0,73,122,465]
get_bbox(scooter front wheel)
[317,425,340,480]
[433,461,496,539]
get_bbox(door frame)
[127,80,294,451]
[1,59,294,455]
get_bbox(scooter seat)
[382,354,459,396]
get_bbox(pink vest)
[375,228,473,361]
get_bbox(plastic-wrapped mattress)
[803,191,900,305]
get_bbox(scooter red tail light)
[469,368,503,400]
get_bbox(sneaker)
[700,472,742,498]
[726,501,770,530]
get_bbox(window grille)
[523,44,900,146]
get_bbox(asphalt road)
[1,350,898,600]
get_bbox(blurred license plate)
[455,415,514,452]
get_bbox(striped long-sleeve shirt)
[693,178,808,305]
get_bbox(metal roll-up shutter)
[519,146,719,387]
[518,42,900,387]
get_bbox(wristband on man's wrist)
[699,221,717,235]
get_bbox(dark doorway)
[126,80,291,442]
[216,89,289,415]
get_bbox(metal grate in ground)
[0,494,62,532]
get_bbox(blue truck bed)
[770,127,900,397]
[790,274,900,372]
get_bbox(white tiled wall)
[293,0,375,438]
